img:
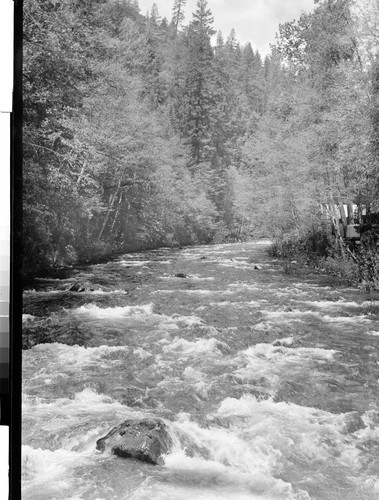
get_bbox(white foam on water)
[24,343,130,371]
[130,482,288,500]
[24,289,62,295]
[72,303,155,318]
[232,343,335,392]
[133,347,153,360]
[274,289,310,298]
[163,337,225,357]
[322,314,371,324]
[209,301,232,307]
[25,288,128,296]
[162,453,304,500]
[22,445,91,490]
[160,322,181,331]
[183,366,204,381]
[22,390,137,464]
[261,309,372,325]
[159,274,215,281]
[273,337,294,347]
[209,300,265,308]
[356,410,379,441]
[167,415,309,500]
[228,283,262,292]
[251,321,278,332]
[118,260,152,266]
[153,289,232,297]
[22,314,36,323]
[245,342,335,361]
[297,299,363,310]
[182,367,209,398]
[22,427,121,500]
[262,309,322,321]
[216,396,365,472]
[22,240,379,500]
[71,303,207,333]
[218,261,251,269]
[189,275,215,281]
[292,283,332,290]
[163,314,205,328]
[23,388,125,414]
[366,331,379,336]
[89,289,128,295]
[118,252,150,259]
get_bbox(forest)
[23,0,379,286]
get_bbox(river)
[22,241,379,499]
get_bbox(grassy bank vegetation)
[270,228,379,290]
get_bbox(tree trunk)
[76,162,87,186]
[97,182,121,242]
[326,203,358,263]
[326,203,345,257]
[347,202,354,225]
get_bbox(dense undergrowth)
[270,229,379,290]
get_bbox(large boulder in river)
[96,418,172,465]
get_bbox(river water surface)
[22,241,379,499]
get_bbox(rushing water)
[22,241,379,499]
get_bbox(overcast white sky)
[138,0,315,55]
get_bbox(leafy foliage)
[24,0,379,287]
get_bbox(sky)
[137,0,315,55]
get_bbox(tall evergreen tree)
[171,0,187,32]
[150,3,161,24]
[184,0,216,164]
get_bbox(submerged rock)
[96,418,172,465]
[342,411,366,434]
[175,273,188,278]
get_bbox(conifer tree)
[184,0,216,164]
[171,0,186,32]
[150,3,161,25]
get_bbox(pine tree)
[171,0,186,32]
[215,30,224,56]
[226,28,238,51]
[150,3,161,25]
[191,0,215,39]
[184,0,216,164]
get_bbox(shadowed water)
[22,241,379,499]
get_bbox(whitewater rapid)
[22,242,379,499]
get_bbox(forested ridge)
[24,0,379,284]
